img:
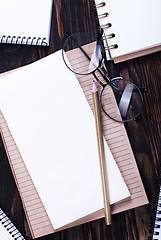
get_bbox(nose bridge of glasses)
[92,72,106,88]
[97,27,104,41]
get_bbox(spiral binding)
[94,2,106,8]
[102,33,115,40]
[97,12,109,19]
[0,208,25,240]
[151,187,161,240]
[0,35,48,46]
[89,0,117,51]
[105,44,118,50]
[148,182,161,240]
[100,23,112,30]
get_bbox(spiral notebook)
[92,0,161,63]
[0,0,53,46]
[152,186,161,239]
[0,208,25,240]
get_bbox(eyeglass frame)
[62,29,147,123]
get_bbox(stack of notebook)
[0,49,148,238]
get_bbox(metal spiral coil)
[94,2,106,8]
[100,22,112,29]
[97,12,109,19]
[89,0,117,52]
[0,35,48,45]
[148,180,161,240]
[104,44,118,50]
[102,33,115,40]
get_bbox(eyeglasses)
[62,30,145,123]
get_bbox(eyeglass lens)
[62,32,103,75]
[101,79,143,122]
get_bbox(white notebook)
[94,0,161,63]
[152,186,161,239]
[0,0,53,46]
[0,50,130,230]
[0,208,25,240]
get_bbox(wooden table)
[0,1,160,239]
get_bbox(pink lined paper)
[66,44,148,212]
[0,113,54,239]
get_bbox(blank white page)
[0,224,14,240]
[0,50,129,229]
[0,0,53,45]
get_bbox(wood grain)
[0,0,160,239]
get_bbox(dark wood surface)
[0,0,161,239]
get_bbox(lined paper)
[0,114,54,239]
[66,43,148,213]
[0,50,130,238]
[78,74,147,212]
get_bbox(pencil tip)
[92,81,98,93]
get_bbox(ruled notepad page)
[0,115,54,238]
[66,44,148,213]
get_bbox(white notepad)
[0,0,53,46]
[0,50,130,230]
[95,0,161,63]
